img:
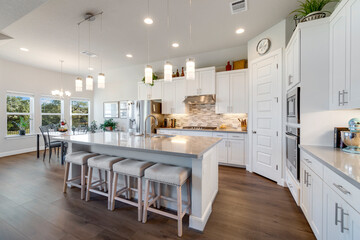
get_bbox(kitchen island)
[54,132,221,231]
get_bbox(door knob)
[252,131,257,134]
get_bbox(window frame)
[6,92,35,136]
[70,98,91,128]
[40,96,64,126]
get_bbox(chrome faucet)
[144,114,158,137]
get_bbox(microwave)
[287,87,300,124]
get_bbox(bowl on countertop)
[341,131,360,154]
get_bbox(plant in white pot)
[13,116,31,135]
[291,0,340,23]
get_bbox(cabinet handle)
[288,75,293,85]
[343,90,348,104]
[333,183,351,195]
[339,91,344,106]
[335,203,340,226]
[304,158,312,164]
[304,170,307,185]
[306,173,311,187]
[252,131,257,134]
[340,208,349,233]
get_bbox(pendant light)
[52,60,71,97]
[164,0,172,82]
[186,0,195,80]
[75,23,83,92]
[86,17,93,91]
[144,0,153,85]
[98,13,105,88]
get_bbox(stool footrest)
[89,188,109,197]
[114,196,140,208]
[146,207,178,220]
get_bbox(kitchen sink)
[151,134,175,138]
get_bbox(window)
[70,99,90,128]
[6,93,34,135]
[40,97,64,126]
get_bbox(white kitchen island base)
[57,132,220,231]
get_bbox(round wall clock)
[256,38,271,55]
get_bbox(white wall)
[0,58,94,157]
[93,45,248,127]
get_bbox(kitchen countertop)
[53,132,222,159]
[300,145,360,189]
[157,127,247,134]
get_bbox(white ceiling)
[0,0,299,75]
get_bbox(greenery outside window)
[70,99,90,128]
[40,97,64,126]
[6,93,34,136]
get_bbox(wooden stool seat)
[110,159,154,221]
[142,163,191,237]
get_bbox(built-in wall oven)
[287,87,300,124]
[286,126,300,180]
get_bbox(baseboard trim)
[0,147,44,158]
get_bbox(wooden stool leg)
[104,171,108,193]
[142,179,150,223]
[137,177,143,222]
[63,162,70,193]
[156,182,161,209]
[86,167,93,201]
[151,181,156,208]
[111,172,118,211]
[124,175,129,199]
[127,175,131,199]
[186,179,191,215]
[177,185,183,237]
[98,170,103,191]
[81,164,86,200]
[107,170,113,210]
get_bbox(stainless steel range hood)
[183,94,216,105]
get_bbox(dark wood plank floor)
[0,152,315,240]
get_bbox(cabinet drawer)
[286,169,300,206]
[300,150,323,179]
[324,166,360,213]
[212,132,228,138]
[228,133,245,140]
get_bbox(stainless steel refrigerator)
[127,100,163,135]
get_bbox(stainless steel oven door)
[286,132,299,180]
[286,87,300,124]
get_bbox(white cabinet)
[227,139,245,165]
[186,67,215,96]
[213,132,246,166]
[162,78,187,114]
[285,30,301,91]
[216,70,248,114]
[330,0,360,109]
[138,81,163,100]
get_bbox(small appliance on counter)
[334,127,349,148]
[341,118,360,154]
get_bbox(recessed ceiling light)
[88,67,94,71]
[144,17,153,25]
[126,54,133,58]
[172,43,179,48]
[20,47,29,52]
[236,28,245,34]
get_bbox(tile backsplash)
[164,104,247,128]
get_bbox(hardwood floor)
[0,152,315,240]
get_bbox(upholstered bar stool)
[86,155,125,209]
[142,163,191,237]
[110,159,154,221]
[63,151,99,200]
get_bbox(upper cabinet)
[330,0,360,109]
[162,78,187,114]
[285,30,301,91]
[216,70,248,114]
[186,67,215,96]
[138,81,163,100]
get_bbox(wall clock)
[256,38,271,55]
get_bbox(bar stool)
[142,163,191,237]
[86,155,125,209]
[110,159,154,221]
[63,151,99,200]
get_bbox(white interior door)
[251,51,281,182]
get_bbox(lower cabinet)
[213,132,246,166]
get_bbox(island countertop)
[53,132,221,159]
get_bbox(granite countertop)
[53,132,221,159]
[157,127,247,134]
[300,145,360,189]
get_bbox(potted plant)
[290,0,340,23]
[13,117,31,135]
[142,73,159,86]
[100,118,117,131]
[90,120,98,133]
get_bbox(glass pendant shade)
[145,65,153,84]
[86,75,94,90]
[186,58,195,80]
[65,91,71,97]
[98,73,105,88]
[75,77,83,92]
[164,61,172,82]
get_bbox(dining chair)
[39,125,63,162]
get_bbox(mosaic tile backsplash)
[164,104,247,128]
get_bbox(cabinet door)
[151,81,163,100]
[138,83,149,100]
[285,41,294,90]
[215,73,230,114]
[162,82,175,114]
[228,139,245,165]
[186,73,199,96]
[330,7,347,109]
[230,71,247,113]
[347,0,360,108]
[309,169,323,240]
[216,140,228,164]
[199,69,215,95]
[174,79,187,114]
[292,31,301,88]
[300,163,311,221]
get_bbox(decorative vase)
[106,126,113,131]
[226,61,232,71]
[19,130,26,135]
[300,11,326,23]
